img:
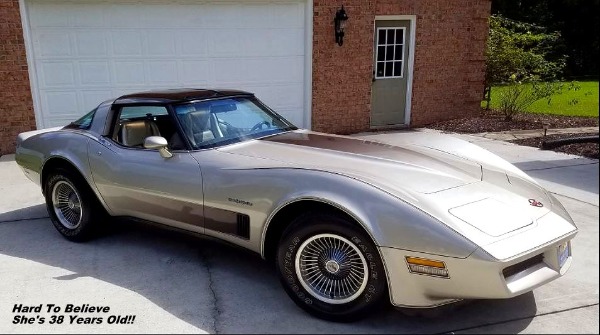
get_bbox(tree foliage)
[485,15,566,85]
[491,0,599,78]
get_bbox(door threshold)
[369,124,409,130]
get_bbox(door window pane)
[386,29,395,44]
[385,61,393,77]
[393,61,403,76]
[376,62,384,77]
[378,29,386,44]
[395,29,404,44]
[385,46,394,61]
[377,46,385,61]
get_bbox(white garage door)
[23,0,308,128]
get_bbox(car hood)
[218,130,565,246]
[220,130,483,195]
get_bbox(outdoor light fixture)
[334,5,349,46]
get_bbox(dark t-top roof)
[114,88,253,104]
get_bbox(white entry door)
[23,0,308,128]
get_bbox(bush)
[497,79,561,120]
[497,80,583,120]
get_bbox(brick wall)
[312,0,491,133]
[0,0,35,156]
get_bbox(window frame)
[104,103,193,152]
[374,26,406,80]
[64,108,97,130]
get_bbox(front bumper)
[381,230,576,308]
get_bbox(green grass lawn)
[483,81,599,117]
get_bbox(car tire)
[44,169,105,242]
[276,212,388,322]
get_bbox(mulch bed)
[426,110,598,134]
[426,110,599,159]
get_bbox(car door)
[88,104,204,232]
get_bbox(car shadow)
[514,159,599,196]
[0,205,536,333]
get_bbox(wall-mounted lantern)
[334,6,349,46]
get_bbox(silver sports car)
[15,89,577,321]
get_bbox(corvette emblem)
[528,199,544,207]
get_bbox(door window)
[111,105,181,149]
[375,27,405,79]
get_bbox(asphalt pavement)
[0,129,598,334]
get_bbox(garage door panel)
[270,29,305,56]
[175,5,206,28]
[29,2,69,27]
[39,62,76,87]
[138,5,182,28]
[107,4,141,28]
[208,31,245,57]
[110,31,143,56]
[27,0,307,128]
[74,31,107,56]
[179,61,210,84]
[267,57,304,82]
[177,31,208,56]
[113,61,145,85]
[145,31,177,56]
[71,4,106,28]
[42,91,78,121]
[81,90,112,109]
[146,61,178,84]
[272,3,305,28]
[79,61,110,85]
[252,83,304,109]
[37,32,72,57]
[202,4,242,28]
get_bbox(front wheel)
[44,169,104,242]
[276,213,388,321]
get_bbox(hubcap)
[325,260,340,274]
[295,233,368,304]
[52,180,83,229]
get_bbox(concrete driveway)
[1,129,598,334]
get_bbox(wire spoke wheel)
[295,233,368,304]
[51,180,83,229]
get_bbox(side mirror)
[143,136,173,158]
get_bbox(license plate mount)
[558,241,570,268]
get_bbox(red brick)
[0,0,34,156]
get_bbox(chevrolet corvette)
[15,89,577,321]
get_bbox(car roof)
[113,88,253,104]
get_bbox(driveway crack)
[199,249,222,334]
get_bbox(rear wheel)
[44,169,104,241]
[276,212,387,322]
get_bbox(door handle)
[99,137,111,146]
[372,70,376,82]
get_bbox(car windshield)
[173,97,296,149]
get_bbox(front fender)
[258,169,478,259]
